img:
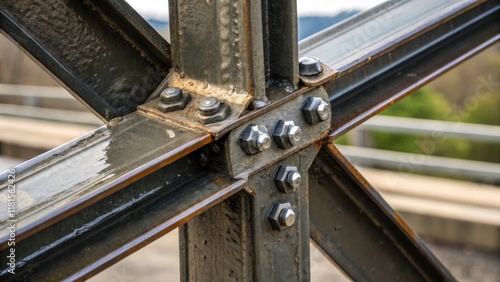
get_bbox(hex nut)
[274,165,300,193]
[240,124,271,155]
[198,97,221,115]
[301,96,331,124]
[158,90,191,113]
[160,87,183,103]
[268,202,295,231]
[196,98,230,124]
[299,56,322,76]
[272,120,302,149]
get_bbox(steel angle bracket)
[138,73,252,138]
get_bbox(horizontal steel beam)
[300,0,499,138]
[0,151,243,280]
[0,112,211,247]
[309,144,454,281]
[0,0,170,121]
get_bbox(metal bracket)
[138,72,252,136]
[225,87,331,179]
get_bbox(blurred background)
[0,1,498,281]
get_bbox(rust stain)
[166,71,252,109]
[394,212,416,238]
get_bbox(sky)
[125,0,386,20]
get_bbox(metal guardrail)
[344,116,500,183]
[358,115,500,143]
[0,84,102,125]
[338,145,500,184]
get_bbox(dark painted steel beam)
[0,0,497,280]
[0,0,171,121]
[262,0,299,89]
[300,0,499,138]
[0,150,243,281]
[169,0,267,103]
[0,112,211,247]
[180,145,319,281]
[309,144,455,281]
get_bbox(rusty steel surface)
[0,0,498,280]
[309,143,454,281]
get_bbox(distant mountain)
[298,11,360,40]
[145,10,361,41]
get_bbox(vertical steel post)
[180,145,318,281]
[169,0,267,102]
[169,0,306,280]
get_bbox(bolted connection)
[299,56,322,76]
[240,124,271,155]
[274,165,301,193]
[196,96,230,124]
[268,202,296,231]
[272,120,302,149]
[158,87,191,113]
[199,97,221,115]
[301,96,331,124]
[161,87,183,102]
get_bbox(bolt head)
[250,99,267,110]
[272,120,301,149]
[287,171,301,190]
[274,165,300,193]
[287,125,302,146]
[299,56,322,76]
[279,208,296,227]
[240,124,271,155]
[196,103,230,124]
[256,133,271,151]
[317,101,331,121]
[199,97,221,115]
[161,87,183,103]
[158,91,191,113]
[268,202,295,231]
[302,96,330,124]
